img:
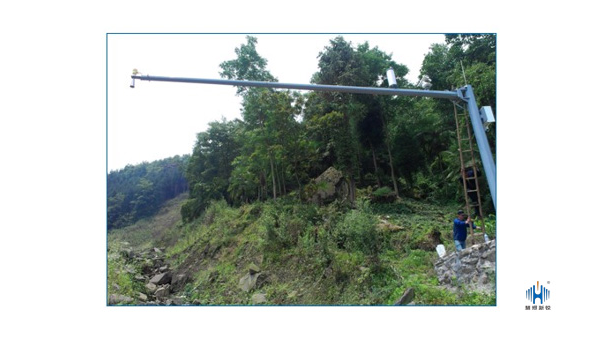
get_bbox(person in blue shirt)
[453,210,477,251]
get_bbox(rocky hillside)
[107,193,496,305]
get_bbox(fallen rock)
[145,282,157,293]
[248,263,261,275]
[138,292,148,302]
[239,272,261,292]
[149,272,171,285]
[159,265,169,273]
[394,288,415,305]
[109,294,133,305]
[251,293,267,304]
[154,285,170,300]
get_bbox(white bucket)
[436,244,446,258]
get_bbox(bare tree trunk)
[269,154,277,201]
[260,170,267,201]
[380,111,399,199]
[295,172,302,198]
[281,167,287,195]
[386,141,399,198]
[349,175,356,207]
[274,160,281,196]
[369,140,381,188]
[355,144,364,187]
[276,161,286,196]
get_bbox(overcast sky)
[107,34,446,172]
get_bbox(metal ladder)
[453,103,487,243]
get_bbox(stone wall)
[434,240,496,293]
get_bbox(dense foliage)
[107,156,189,229]
[182,34,496,220]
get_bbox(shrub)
[479,213,496,240]
[373,186,392,196]
[372,186,396,203]
[258,200,319,253]
[181,197,204,222]
[333,201,380,255]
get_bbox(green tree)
[220,36,281,201]
[354,42,409,198]
[183,119,242,221]
[308,36,370,204]
[415,33,496,206]
[219,35,277,94]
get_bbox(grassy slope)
[107,193,495,305]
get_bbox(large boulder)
[310,167,348,204]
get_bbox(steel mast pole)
[461,85,496,209]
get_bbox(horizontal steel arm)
[131,75,462,100]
